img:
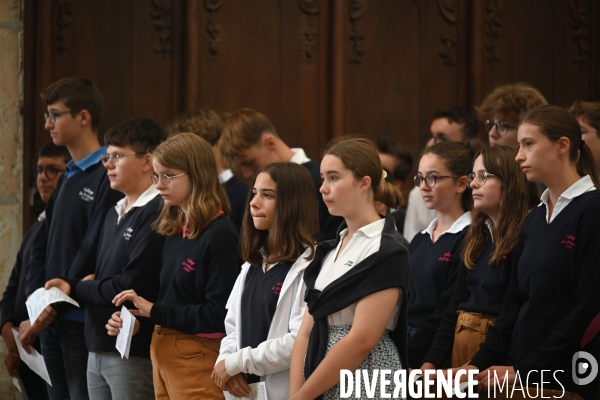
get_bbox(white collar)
[115,185,160,222]
[538,175,596,207]
[485,218,494,242]
[421,211,472,240]
[38,210,46,222]
[219,169,234,184]
[338,218,385,240]
[289,148,311,165]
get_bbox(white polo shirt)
[314,218,400,329]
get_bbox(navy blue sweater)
[150,215,242,334]
[223,175,248,231]
[471,191,600,397]
[67,195,165,358]
[301,160,344,242]
[423,239,513,367]
[0,220,44,329]
[26,162,123,301]
[407,224,469,368]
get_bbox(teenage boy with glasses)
[0,141,70,400]
[46,118,167,399]
[19,77,123,400]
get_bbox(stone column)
[0,0,23,397]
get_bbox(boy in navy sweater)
[0,142,70,399]
[19,77,123,400]
[47,118,167,399]
[218,108,344,241]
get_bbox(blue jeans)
[87,352,154,400]
[40,320,89,400]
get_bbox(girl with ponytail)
[290,136,410,400]
[461,105,600,398]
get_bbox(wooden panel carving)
[569,0,589,66]
[56,0,74,54]
[298,0,319,63]
[205,0,223,59]
[438,0,457,66]
[151,0,171,56]
[485,0,503,62]
[349,0,368,64]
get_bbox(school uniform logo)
[438,252,452,262]
[182,258,196,272]
[123,227,133,241]
[344,260,354,267]
[560,234,577,249]
[271,281,284,295]
[79,187,95,202]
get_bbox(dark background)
[21,0,600,227]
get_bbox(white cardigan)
[216,247,311,400]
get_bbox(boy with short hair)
[20,77,123,400]
[0,141,70,400]
[219,108,343,241]
[47,117,167,399]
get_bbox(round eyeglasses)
[32,165,65,180]
[100,152,146,167]
[414,174,460,189]
[44,110,73,124]
[467,171,497,188]
[151,173,187,187]
[484,119,518,136]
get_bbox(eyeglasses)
[467,171,497,188]
[100,152,146,166]
[44,110,73,124]
[32,165,65,179]
[151,173,187,187]
[414,174,460,189]
[484,119,518,136]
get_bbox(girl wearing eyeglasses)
[109,133,242,399]
[211,162,319,399]
[406,141,473,369]
[458,106,600,398]
[418,146,539,372]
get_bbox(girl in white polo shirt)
[290,136,410,400]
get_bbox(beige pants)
[150,326,224,400]
[452,310,496,368]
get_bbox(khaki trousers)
[150,326,224,400]
[452,310,497,368]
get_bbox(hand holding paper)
[26,287,79,324]
[224,382,267,400]
[115,306,136,359]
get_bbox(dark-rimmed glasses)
[467,171,497,188]
[100,152,146,167]
[44,110,73,124]
[32,165,65,179]
[151,173,187,187]
[414,174,460,189]
[484,119,518,136]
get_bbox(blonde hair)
[477,82,547,124]
[152,133,231,239]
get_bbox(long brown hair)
[462,146,539,269]
[241,162,318,265]
[152,133,230,239]
[521,105,600,187]
[324,135,403,208]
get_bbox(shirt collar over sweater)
[421,211,471,241]
[65,146,105,178]
[114,184,160,224]
[538,175,596,223]
[289,148,311,165]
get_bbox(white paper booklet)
[26,287,79,323]
[224,382,267,400]
[115,306,136,359]
[11,329,51,386]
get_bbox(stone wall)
[0,0,23,398]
